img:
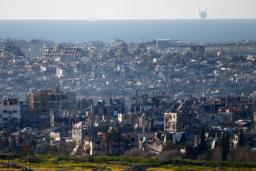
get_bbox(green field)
[1,155,256,171]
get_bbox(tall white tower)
[199,8,208,20]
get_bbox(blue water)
[0,20,256,43]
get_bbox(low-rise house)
[50,132,61,144]
[138,132,163,155]
[200,112,233,127]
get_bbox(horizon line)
[0,18,256,21]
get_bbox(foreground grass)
[1,155,256,171]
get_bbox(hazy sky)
[0,0,256,20]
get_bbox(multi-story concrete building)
[27,89,76,117]
[43,44,82,58]
[164,112,179,133]
[0,97,21,131]
[72,122,83,144]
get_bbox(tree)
[0,129,9,151]
[31,138,37,156]
[222,133,230,161]
[239,130,244,147]
[199,128,207,152]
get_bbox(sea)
[0,19,256,43]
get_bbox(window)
[172,123,176,130]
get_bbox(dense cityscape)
[1,38,256,170]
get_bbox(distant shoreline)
[0,19,256,43]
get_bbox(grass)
[0,159,124,171]
[1,155,256,171]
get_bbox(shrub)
[25,155,41,163]
[92,166,111,171]
[0,153,20,160]
[55,155,70,162]
[123,148,152,158]
[228,147,256,163]
[157,150,183,163]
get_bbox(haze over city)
[0,0,256,20]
